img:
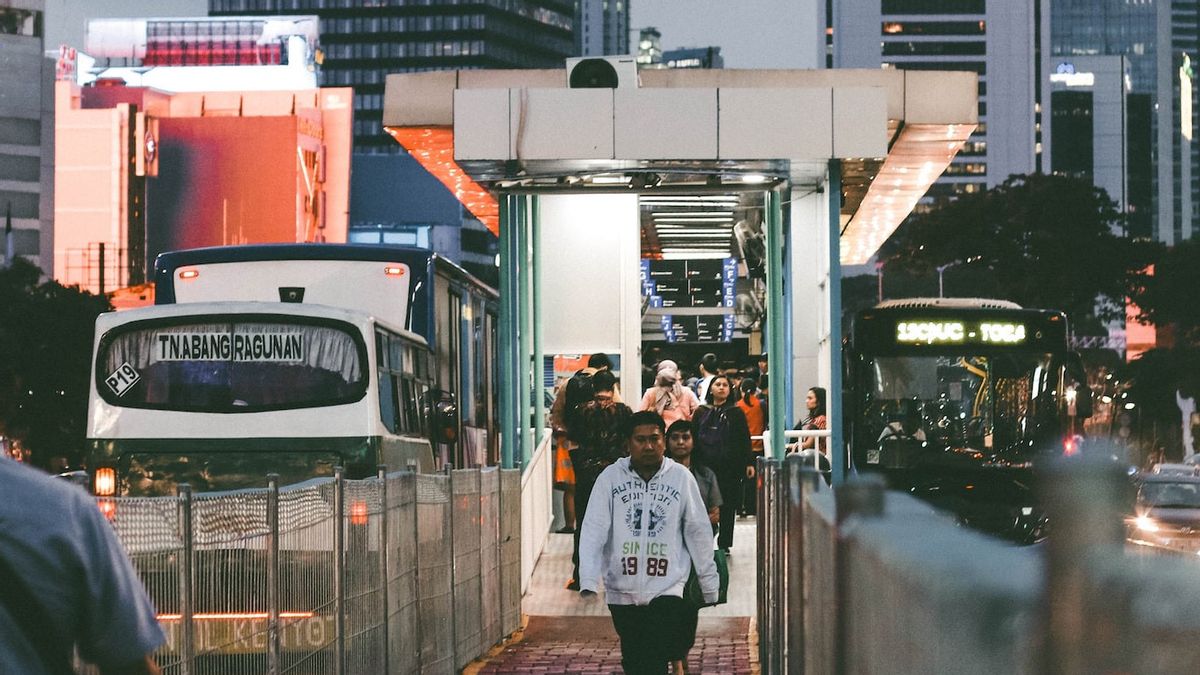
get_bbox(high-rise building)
[662,46,723,70]
[1048,0,1191,242]
[636,26,661,66]
[831,0,1042,209]
[209,0,575,154]
[0,0,51,271]
[1160,0,1199,243]
[576,0,628,57]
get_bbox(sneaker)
[565,579,580,591]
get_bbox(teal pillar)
[498,193,518,469]
[827,161,845,486]
[765,188,788,460]
[517,196,534,466]
[531,195,545,450]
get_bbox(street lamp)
[935,256,984,297]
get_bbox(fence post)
[446,464,459,671]
[1038,456,1129,675]
[410,464,424,675]
[784,455,821,675]
[266,474,281,675]
[756,456,767,669]
[378,465,390,674]
[758,457,782,673]
[177,484,194,675]
[334,466,346,675]
[833,475,885,675]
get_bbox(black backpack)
[563,370,594,435]
[696,406,730,461]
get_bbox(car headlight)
[1133,515,1159,532]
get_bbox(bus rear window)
[97,318,366,412]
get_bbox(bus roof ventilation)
[875,297,1023,311]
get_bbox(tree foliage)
[1130,238,1200,348]
[881,173,1159,332]
[0,259,111,469]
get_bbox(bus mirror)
[426,390,459,444]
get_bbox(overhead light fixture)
[591,174,629,185]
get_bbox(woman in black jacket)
[693,374,755,553]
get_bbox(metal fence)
[98,466,521,675]
[757,455,1200,675]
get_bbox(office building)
[663,46,723,69]
[209,0,574,154]
[54,16,351,294]
[831,0,1041,208]
[0,0,52,271]
[636,26,661,66]
[576,0,628,57]
[1048,0,1190,242]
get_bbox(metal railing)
[99,466,522,675]
[757,454,1200,674]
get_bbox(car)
[1151,462,1200,476]
[1126,473,1200,552]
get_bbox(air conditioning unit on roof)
[566,55,639,89]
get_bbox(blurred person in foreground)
[0,453,165,674]
[579,411,719,675]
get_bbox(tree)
[0,259,112,469]
[1129,238,1200,348]
[881,173,1159,334]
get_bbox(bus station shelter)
[382,66,978,485]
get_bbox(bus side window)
[376,331,399,433]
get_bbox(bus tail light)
[178,268,200,280]
[97,498,116,521]
[94,467,116,496]
[350,500,369,526]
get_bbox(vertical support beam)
[177,484,194,675]
[266,474,281,675]
[765,188,788,459]
[377,466,390,674]
[827,160,845,486]
[517,195,534,466]
[531,195,545,450]
[333,467,346,675]
[498,194,517,469]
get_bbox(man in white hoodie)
[579,410,720,675]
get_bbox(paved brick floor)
[467,520,760,674]
[470,615,756,675]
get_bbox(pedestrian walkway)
[466,520,760,674]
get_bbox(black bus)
[845,298,1092,543]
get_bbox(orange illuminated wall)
[147,117,301,260]
[1126,265,1156,362]
[386,126,499,236]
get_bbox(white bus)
[86,301,443,496]
[86,244,497,496]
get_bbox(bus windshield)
[97,318,366,412]
[864,352,1055,454]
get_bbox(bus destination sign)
[895,320,1027,346]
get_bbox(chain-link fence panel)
[342,479,385,675]
[385,472,420,675]
[450,469,482,670]
[416,472,455,675]
[478,467,501,650]
[499,468,522,637]
[100,466,521,675]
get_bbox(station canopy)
[382,67,978,265]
